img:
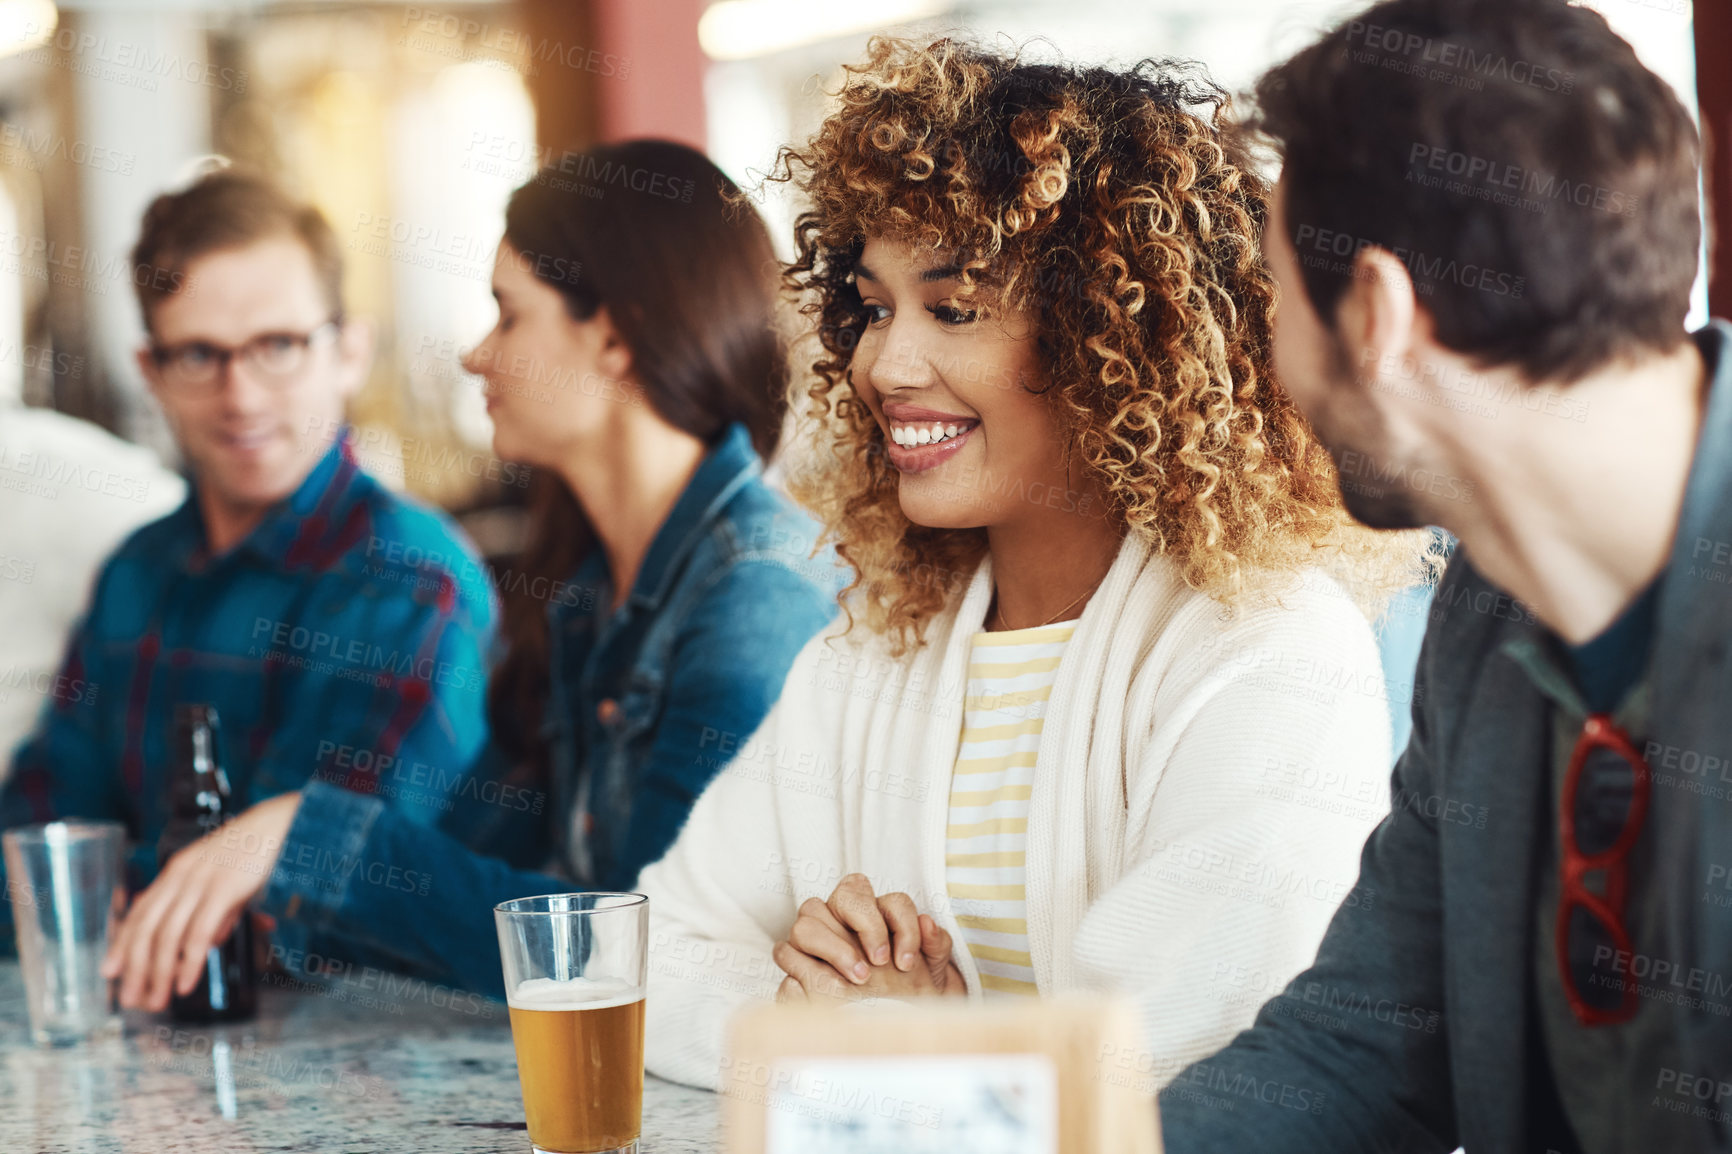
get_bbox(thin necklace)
[988,574,1104,632]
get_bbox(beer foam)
[507,975,644,1012]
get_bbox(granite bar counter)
[0,960,718,1153]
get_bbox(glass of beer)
[495,893,648,1154]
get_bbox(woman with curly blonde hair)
[639,37,1427,1089]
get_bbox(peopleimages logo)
[527,149,696,203]
[19,22,247,93]
[0,665,94,705]
[1343,20,1574,94]
[0,124,134,175]
[1406,143,1639,218]
[248,617,484,691]
[0,443,157,502]
[400,7,630,80]
[312,740,544,815]
[1292,223,1526,300]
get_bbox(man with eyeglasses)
[0,169,497,987]
[1157,1,1730,1152]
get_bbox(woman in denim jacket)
[102,140,843,1010]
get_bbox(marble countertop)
[0,960,719,1153]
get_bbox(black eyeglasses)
[149,317,342,394]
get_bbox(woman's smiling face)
[851,235,1078,530]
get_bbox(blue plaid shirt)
[1,430,497,934]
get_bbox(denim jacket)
[258,423,843,996]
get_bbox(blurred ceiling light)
[0,0,54,59]
[699,0,945,60]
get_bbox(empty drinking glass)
[3,820,125,1046]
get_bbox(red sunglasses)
[1555,713,1652,1026]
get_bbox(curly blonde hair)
[772,37,1432,654]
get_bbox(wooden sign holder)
[720,995,1163,1154]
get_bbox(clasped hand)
[771,873,967,1003]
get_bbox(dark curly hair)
[771,36,1426,653]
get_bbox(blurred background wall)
[0,0,1713,549]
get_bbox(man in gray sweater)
[1158,1,1729,1151]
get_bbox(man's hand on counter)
[101,791,303,1011]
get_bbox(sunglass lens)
[1572,744,1637,856]
[1564,902,1626,1012]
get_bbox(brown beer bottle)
[156,704,258,1022]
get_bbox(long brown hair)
[487,138,788,772]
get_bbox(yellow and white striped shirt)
[945,620,1076,996]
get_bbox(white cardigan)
[639,532,1393,1090]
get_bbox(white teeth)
[889,421,972,447]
